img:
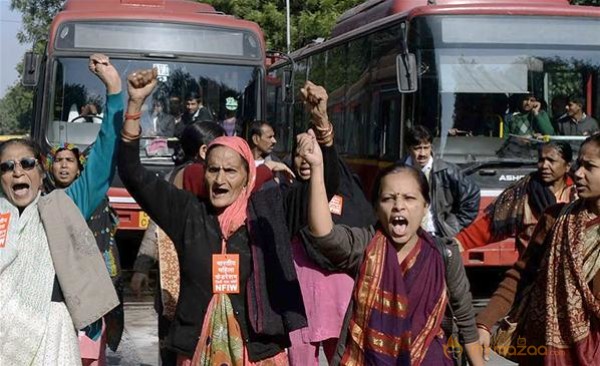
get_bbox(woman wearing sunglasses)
[0,54,126,365]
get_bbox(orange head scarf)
[206,136,257,246]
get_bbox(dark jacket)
[556,114,600,136]
[403,157,480,238]
[300,225,479,366]
[431,159,480,237]
[118,139,340,361]
[175,107,214,138]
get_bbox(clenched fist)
[89,53,121,94]
[127,68,158,107]
[300,81,329,128]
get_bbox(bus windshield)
[411,15,600,165]
[49,57,260,163]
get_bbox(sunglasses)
[0,157,39,173]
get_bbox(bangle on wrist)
[313,120,330,130]
[125,111,142,120]
[121,126,142,141]
[315,124,334,145]
[476,323,491,333]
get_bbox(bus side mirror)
[22,52,41,87]
[396,53,417,93]
[282,68,294,104]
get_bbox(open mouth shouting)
[390,215,409,238]
[211,185,230,200]
[298,162,311,179]
[12,182,31,199]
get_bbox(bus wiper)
[461,158,536,175]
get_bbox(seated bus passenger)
[68,101,103,123]
[556,95,599,136]
[505,94,554,137]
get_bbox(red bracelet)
[476,323,491,333]
[125,111,142,120]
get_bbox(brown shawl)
[516,200,600,365]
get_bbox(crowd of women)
[0,53,598,366]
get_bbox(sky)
[0,0,31,98]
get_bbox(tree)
[0,1,61,133]
[203,0,363,51]
[0,82,33,134]
[10,0,63,44]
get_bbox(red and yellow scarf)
[341,230,447,365]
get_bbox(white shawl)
[0,194,80,364]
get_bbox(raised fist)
[300,81,329,128]
[89,53,121,94]
[127,68,158,105]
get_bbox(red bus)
[25,0,265,257]
[267,0,599,268]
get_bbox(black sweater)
[118,139,339,360]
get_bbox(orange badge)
[329,195,344,216]
[212,254,240,294]
[0,212,10,248]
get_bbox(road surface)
[110,303,516,365]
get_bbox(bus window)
[370,26,402,159]
[344,37,370,156]
[326,45,347,145]
[48,57,260,157]
[380,91,401,160]
[411,15,600,164]
[308,52,326,87]
[293,59,309,136]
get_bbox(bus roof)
[49,0,265,56]
[267,0,600,68]
[333,0,600,37]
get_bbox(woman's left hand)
[297,129,323,169]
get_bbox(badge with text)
[0,212,10,248]
[329,195,344,216]
[212,254,240,294]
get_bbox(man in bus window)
[403,126,481,237]
[182,91,213,125]
[505,94,554,137]
[68,101,102,123]
[556,95,599,136]
[249,120,278,165]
